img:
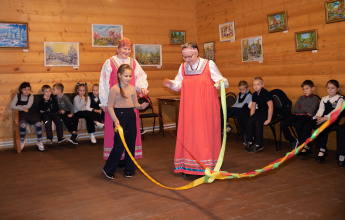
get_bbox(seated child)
[279,80,319,151]
[312,80,344,163]
[53,83,79,144]
[10,82,44,151]
[74,83,97,144]
[337,123,345,167]
[38,85,66,145]
[86,84,104,130]
[244,77,273,153]
[221,81,252,134]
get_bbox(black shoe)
[338,160,345,167]
[315,150,327,163]
[103,169,115,180]
[182,173,190,178]
[244,143,253,152]
[58,138,67,143]
[118,160,125,168]
[124,172,133,178]
[298,146,313,157]
[68,136,78,145]
[250,145,264,153]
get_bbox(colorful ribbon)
[114,83,345,190]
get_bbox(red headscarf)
[118,37,133,48]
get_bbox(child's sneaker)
[226,125,232,133]
[20,138,27,150]
[36,141,45,151]
[68,134,78,145]
[103,169,115,180]
[46,139,53,145]
[58,138,67,143]
[90,133,97,144]
[95,122,104,130]
[124,172,133,178]
[250,145,264,153]
[290,139,299,150]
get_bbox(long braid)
[117,64,132,99]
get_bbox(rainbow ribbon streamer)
[115,83,345,190]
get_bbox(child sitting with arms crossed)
[312,80,344,163]
[280,80,319,151]
[38,85,66,145]
[221,80,252,138]
[103,64,148,179]
[10,82,44,151]
[53,83,79,144]
[74,83,98,143]
[86,84,104,130]
[244,77,273,153]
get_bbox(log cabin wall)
[0,0,197,145]
[196,0,345,149]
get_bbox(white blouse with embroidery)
[99,56,148,106]
[168,58,229,92]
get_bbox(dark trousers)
[75,111,95,133]
[315,119,340,151]
[237,109,250,142]
[59,111,78,133]
[246,111,267,146]
[221,107,243,130]
[337,124,345,156]
[90,110,104,123]
[42,112,63,140]
[280,114,314,144]
[103,108,137,175]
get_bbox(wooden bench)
[12,92,103,153]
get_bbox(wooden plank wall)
[196,0,345,148]
[0,0,197,143]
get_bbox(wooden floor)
[0,133,344,220]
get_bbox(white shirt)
[99,56,148,106]
[169,58,229,92]
[315,94,344,119]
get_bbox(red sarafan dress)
[174,60,221,175]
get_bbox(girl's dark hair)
[74,82,89,99]
[117,64,132,99]
[181,42,199,53]
[19,82,31,94]
[327,79,339,88]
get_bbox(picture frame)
[203,41,215,61]
[241,36,263,62]
[219,22,235,42]
[0,22,28,49]
[295,29,318,52]
[267,11,288,33]
[44,42,79,67]
[134,44,162,67]
[170,30,186,45]
[325,0,345,23]
[92,24,123,47]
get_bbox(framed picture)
[134,44,162,66]
[203,42,215,61]
[325,0,345,23]
[170,30,186,44]
[295,29,318,52]
[0,22,28,49]
[219,22,235,42]
[92,24,123,47]
[267,11,288,33]
[44,42,79,67]
[241,36,263,62]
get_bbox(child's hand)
[60,110,65,114]
[67,114,73,118]
[40,110,45,113]
[114,120,120,127]
[95,109,102,114]
[141,102,149,110]
[43,95,50,101]
[22,108,29,113]
[263,120,271,125]
[317,116,327,125]
[81,95,85,100]
[101,106,108,113]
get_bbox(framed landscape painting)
[0,22,28,48]
[170,30,186,44]
[267,11,288,33]
[203,41,215,61]
[295,29,318,52]
[325,0,345,23]
[92,24,123,47]
[134,44,162,66]
[241,36,263,62]
[219,22,235,42]
[44,42,79,67]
